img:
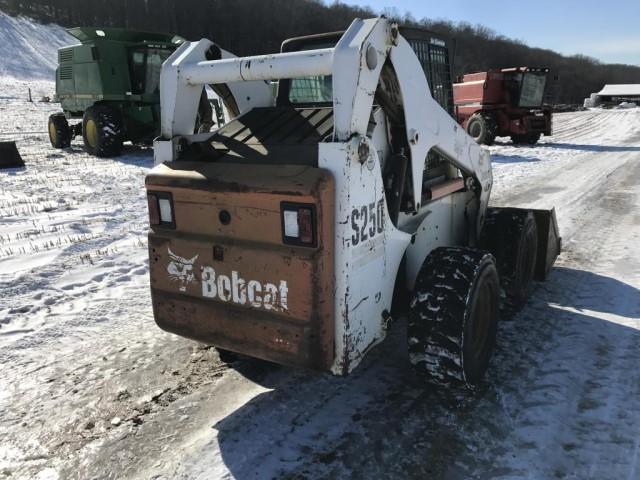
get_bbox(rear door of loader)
[146,162,335,371]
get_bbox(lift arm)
[155,17,492,233]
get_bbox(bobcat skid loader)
[146,18,561,388]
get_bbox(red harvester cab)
[453,67,552,145]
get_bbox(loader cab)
[275,29,459,224]
[276,29,455,116]
[276,32,341,107]
[401,27,455,116]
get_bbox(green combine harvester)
[48,28,183,157]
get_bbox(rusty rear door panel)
[146,162,335,370]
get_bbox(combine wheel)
[48,113,72,148]
[526,133,541,144]
[408,247,500,389]
[82,105,124,157]
[480,208,538,315]
[511,133,541,145]
[466,113,497,145]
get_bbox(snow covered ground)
[0,16,639,476]
[1,76,638,479]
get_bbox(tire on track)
[408,247,500,389]
[48,113,72,149]
[480,208,538,316]
[82,104,124,157]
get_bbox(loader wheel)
[479,208,538,315]
[82,105,124,157]
[408,247,500,388]
[467,113,497,145]
[48,114,71,148]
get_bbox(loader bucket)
[531,208,561,281]
[0,141,25,169]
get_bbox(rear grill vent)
[59,65,73,80]
[58,49,73,63]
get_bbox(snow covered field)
[0,17,639,477]
[0,13,73,79]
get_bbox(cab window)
[408,37,454,115]
[129,48,173,95]
[421,148,462,204]
[289,75,333,104]
[129,51,146,94]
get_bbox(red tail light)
[281,202,316,247]
[147,191,175,228]
[298,208,313,244]
[147,193,160,225]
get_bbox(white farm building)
[584,84,640,107]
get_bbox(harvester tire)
[526,133,541,144]
[480,208,538,316]
[82,105,124,157]
[408,247,500,389]
[467,113,497,145]
[48,113,72,149]
[511,133,541,145]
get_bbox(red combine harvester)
[453,67,552,145]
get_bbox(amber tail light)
[147,191,175,228]
[281,202,316,247]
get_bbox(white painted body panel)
[388,36,492,234]
[319,138,411,374]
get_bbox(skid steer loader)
[146,18,561,388]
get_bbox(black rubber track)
[82,104,124,157]
[48,113,72,149]
[480,208,538,316]
[408,247,500,389]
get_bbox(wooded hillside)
[2,0,638,104]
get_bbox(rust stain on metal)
[147,163,335,371]
[340,287,350,376]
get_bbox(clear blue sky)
[333,0,640,65]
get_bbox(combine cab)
[453,67,552,145]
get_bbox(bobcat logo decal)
[167,248,199,292]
